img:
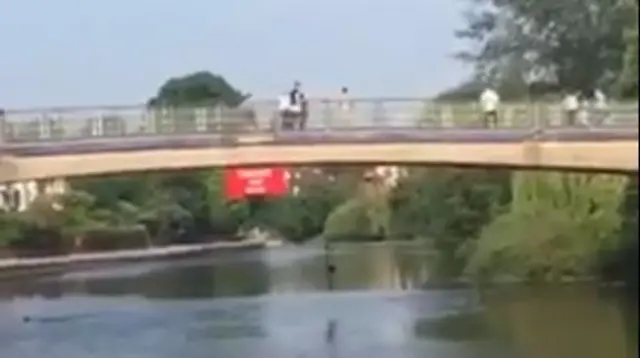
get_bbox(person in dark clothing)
[287,81,308,130]
[289,81,302,108]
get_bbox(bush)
[323,199,384,242]
[6,226,70,257]
[466,172,629,282]
[78,225,151,252]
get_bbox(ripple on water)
[0,289,498,358]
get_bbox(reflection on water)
[414,311,489,341]
[0,242,636,358]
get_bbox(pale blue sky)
[0,0,470,108]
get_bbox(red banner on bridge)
[224,167,289,200]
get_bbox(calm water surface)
[0,242,636,358]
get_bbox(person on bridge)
[577,89,596,127]
[277,81,308,131]
[479,87,500,128]
[296,84,309,131]
[337,86,353,128]
[339,86,352,112]
[562,90,580,126]
[591,88,609,125]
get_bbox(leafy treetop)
[147,71,251,108]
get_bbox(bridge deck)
[3,127,637,157]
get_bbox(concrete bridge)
[0,99,637,210]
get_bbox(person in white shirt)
[593,89,607,109]
[479,88,500,128]
[278,93,291,112]
[562,90,580,126]
[592,88,609,125]
[336,86,353,128]
[277,93,294,130]
[339,86,352,112]
[578,91,592,127]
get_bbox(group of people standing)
[479,87,610,128]
[277,82,353,131]
[277,82,612,131]
[561,89,609,127]
[277,81,308,130]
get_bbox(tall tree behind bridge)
[147,71,250,108]
[455,0,633,94]
[616,0,638,98]
[146,71,254,133]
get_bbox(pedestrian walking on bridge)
[562,90,580,126]
[479,87,500,128]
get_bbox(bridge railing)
[0,99,637,143]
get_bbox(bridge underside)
[0,140,636,181]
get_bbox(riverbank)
[0,238,266,279]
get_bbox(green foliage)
[467,172,629,281]
[147,71,250,108]
[389,168,511,271]
[616,0,639,98]
[598,177,639,281]
[323,198,379,241]
[438,0,638,281]
[77,226,150,251]
[456,0,634,95]
[322,178,392,242]
[1,165,635,283]
[0,212,32,248]
[251,170,352,242]
[201,170,250,236]
[145,71,255,134]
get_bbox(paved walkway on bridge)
[2,127,638,157]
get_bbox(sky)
[0,0,471,109]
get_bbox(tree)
[200,170,249,236]
[0,212,31,250]
[598,176,638,282]
[252,168,353,242]
[467,172,629,281]
[389,168,511,274]
[147,71,250,108]
[323,198,378,241]
[147,71,256,134]
[456,0,633,93]
[616,0,638,98]
[322,173,393,242]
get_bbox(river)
[0,242,637,358]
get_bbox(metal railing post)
[321,99,332,131]
[0,109,5,145]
